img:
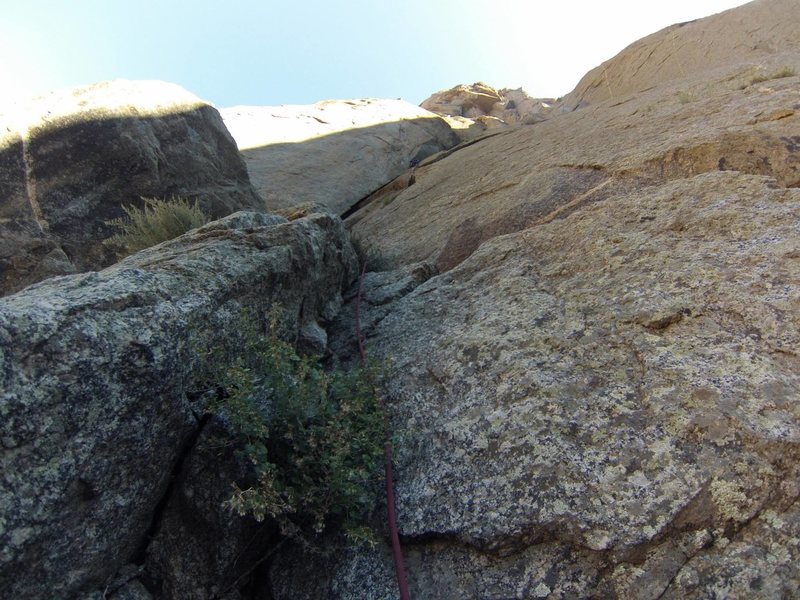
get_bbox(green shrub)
[105,196,210,256]
[200,309,385,545]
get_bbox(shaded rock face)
[0,80,263,297]
[325,261,439,370]
[220,99,460,214]
[0,132,78,293]
[269,1,800,597]
[0,210,358,600]
[142,415,278,600]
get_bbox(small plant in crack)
[741,65,797,89]
[104,196,210,257]
[196,307,386,547]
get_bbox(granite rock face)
[142,414,279,600]
[350,50,800,272]
[220,99,459,214]
[3,1,800,598]
[563,0,800,109]
[276,172,800,600]
[0,80,263,296]
[270,1,800,597]
[421,82,503,117]
[0,210,358,600]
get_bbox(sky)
[0,0,752,109]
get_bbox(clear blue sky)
[1,0,751,108]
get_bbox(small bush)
[772,66,797,79]
[743,66,796,88]
[200,309,385,545]
[105,196,210,256]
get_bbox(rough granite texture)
[421,82,555,126]
[0,210,358,600]
[270,1,800,597]
[0,80,263,296]
[349,5,800,273]
[274,171,800,600]
[3,2,800,599]
[563,0,800,109]
[142,413,281,600]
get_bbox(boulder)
[421,82,556,128]
[421,82,503,116]
[0,80,263,297]
[0,210,358,600]
[493,87,555,124]
[219,99,460,214]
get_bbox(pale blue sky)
[1,0,751,108]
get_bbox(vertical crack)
[17,114,48,233]
[129,411,212,566]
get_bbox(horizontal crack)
[554,162,607,171]
[528,176,615,227]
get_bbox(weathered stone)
[563,0,800,108]
[77,565,152,600]
[0,210,358,600]
[326,261,438,369]
[5,1,800,598]
[350,54,800,272]
[0,80,263,296]
[142,415,279,600]
[220,99,459,214]
[272,536,606,599]
[660,502,800,599]
[493,87,555,124]
[421,82,503,116]
[270,1,800,597]
[275,170,800,599]
[421,82,556,129]
[109,580,155,600]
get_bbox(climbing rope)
[354,262,411,600]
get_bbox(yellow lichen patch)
[710,478,750,523]
[287,209,309,221]
[608,564,646,596]
[760,509,785,529]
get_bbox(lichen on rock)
[0,209,358,599]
